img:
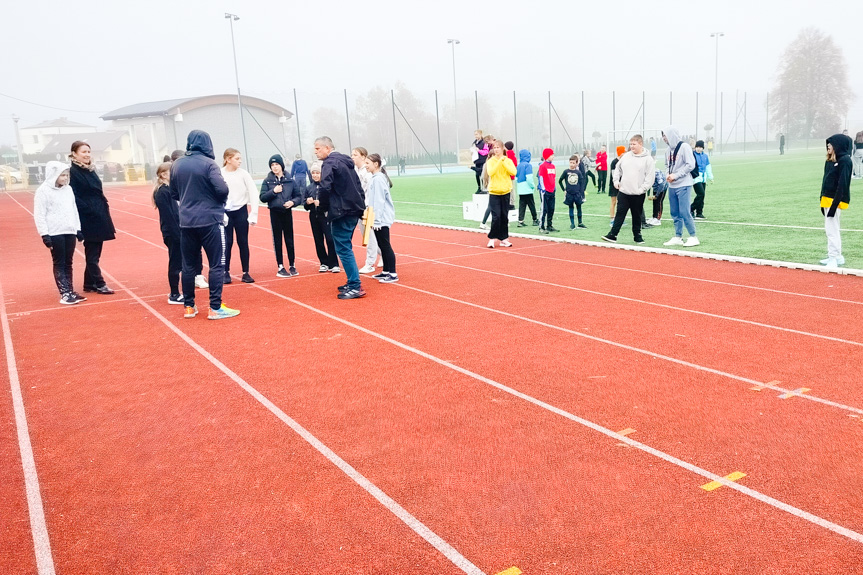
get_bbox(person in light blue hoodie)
[515,149,538,227]
[691,140,714,219]
[661,126,699,247]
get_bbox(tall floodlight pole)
[226,13,250,172]
[447,39,460,163]
[12,114,25,185]
[710,32,724,152]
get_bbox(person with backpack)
[661,126,699,247]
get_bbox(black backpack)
[672,142,699,179]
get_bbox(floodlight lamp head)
[12,114,19,122]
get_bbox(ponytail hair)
[152,162,172,207]
[367,153,393,188]
[223,148,240,167]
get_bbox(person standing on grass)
[69,140,116,295]
[365,154,398,283]
[819,134,853,268]
[315,136,367,300]
[595,145,608,194]
[34,161,86,305]
[581,149,597,190]
[221,148,258,284]
[485,139,517,248]
[152,162,183,305]
[853,131,863,179]
[646,168,668,226]
[352,147,382,274]
[537,148,557,234]
[608,145,625,225]
[661,126,699,247]
[691,140,714,219]
[602,135,655,244]
[172,148,208,290]
[304,161,340,273]
[649,137,657,158]
[260,154,302,278]
[779,132,785,155]
[170,130,239,320]
[559,155,587,229]
[516,149,539,227]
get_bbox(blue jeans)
[668,186,696,237]
[331,216,361,289]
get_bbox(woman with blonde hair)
[220,148,258,283]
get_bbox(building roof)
[101,95,293,121]
[40,132,125,155]
[23,117,95,130]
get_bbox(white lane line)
[402,254,863,348]
[249,282,863,545]
[0,278,56,574]
[93,269,484,575]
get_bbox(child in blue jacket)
[691,140,714,219]
[515,149,538,227]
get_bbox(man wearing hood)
[314,136,367,299]
[170,130,238,320]
[602,135,655,244]
[661,126,700,247]
[819,134,853,268]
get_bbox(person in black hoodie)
[303,161,339,272]
[170,130,238,320]
[314,136,367,299]
[69,140,116,294]
[152,162,183,305]
[819,134,853,268]
[259,154,302,278]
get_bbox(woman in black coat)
[69,141,116,294]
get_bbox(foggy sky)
[1,0,861,145]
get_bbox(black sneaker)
[570,224,576,230]
[168,293,185,305]
[84,285,114,294]
[338,284,349,293]
[379,274,399,284]
[276,266,290,278]
[532,220,540,226]
[578,223,587,228]
[241,273,255,283]
[223,272,232,284]
[601,235,617,243]
[695,213,706,219]
[289,266,299,276]
[71,292,87,302]
[548,226,560,233]
[371,272,388,280]
[517,222,527,227]
[634,236,646,244]
[539,228,550,235]
[337,287,367,300]
[60,293,78,305]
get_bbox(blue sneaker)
[208,304,240,320]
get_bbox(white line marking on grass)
[249,282,863,545]
[0,278,56,574]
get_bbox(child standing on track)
[365,153,398,282]
[152,162,183,305]
[537,148,557,233]
[34,161,85,305]
[559,154,587,229]
[260,154,302,278]
[485,140,517,248]
[304,161,340,273]
[221,148,258,284]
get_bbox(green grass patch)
[389,149,863,268]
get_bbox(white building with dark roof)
[21,118,97,155]
[101,95,294,175]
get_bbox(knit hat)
[542,148,554,160]
[695,140,705,148]
[310,160,322,173]
[616,145,626,157]
[268,154,285,172]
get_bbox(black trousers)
[518,194,537,222]
[181,224,224,311]
[83,239,106,290]
[652,189,667,220]
[163,235,182,295]
[49,234,76,295]
[691,182,706,215]
[608,193,646,240]
[472,163,483,191]
[597,170,607,193]
[309,212,338,268]
[487,193,510,240]
[224,207,251,274]
[373,226,396,274]
[269,209,295,267]
[585,170,596,186]
[540,191,556,228]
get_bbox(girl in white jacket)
[34,161,84,304]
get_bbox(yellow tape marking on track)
[701,471,747,491]
[617,428,636,436]
[779,388,811,399]
[495,568,522,575]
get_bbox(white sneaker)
[647,218,660,226]
[820,256,845,265]
[500,240,513,247]
[358,264,375,274]
[823,257,839,269]
[663,237,684,246]
[195,274,209,289]
[683,236,700,247]
[479,223,489,230]
[487,239,495,248]
[329,266,341,273]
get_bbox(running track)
[2,185,863,574]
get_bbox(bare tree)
[769,27,851,140]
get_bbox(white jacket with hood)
[612,148,656,195]
[663,126,696,189]
[34,161,81,236]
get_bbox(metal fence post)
[548,91,552,148]
[513,91,518,151]
[293,88,302,155]
[581,90,586,149]
[435,90,443,172]
[344,89,352,152]
[391,90,400,174]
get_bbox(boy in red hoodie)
[595,145,608,194]
[537,148,558,233]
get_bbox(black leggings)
[225,207,250,273]
[585,170,596,186]
[269,209,295,267]
[49,234,76,294]
[163,235,182,294]
[373,226,396,274]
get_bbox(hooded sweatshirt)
[367,171,395,227]
[485,154,517,195]
[34,161,80,236]
[516,150,536,196]
[820,134,853,216]
[169,130,230,228]
[663,125,695,189]
[612,148,656,196]
[319,151,366,222]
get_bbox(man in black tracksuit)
[170,130,231,316]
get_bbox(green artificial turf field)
[388,148,862,268]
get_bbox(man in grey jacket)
[661,126,699,247]
[602,135,655,244]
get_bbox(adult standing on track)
[69,140,116,295]
[220,148,258,284]
[170,130,239,320]
[315,136,367,300]
[662,126,699,247]
[485,139,517,248]
[173,148,208,289]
